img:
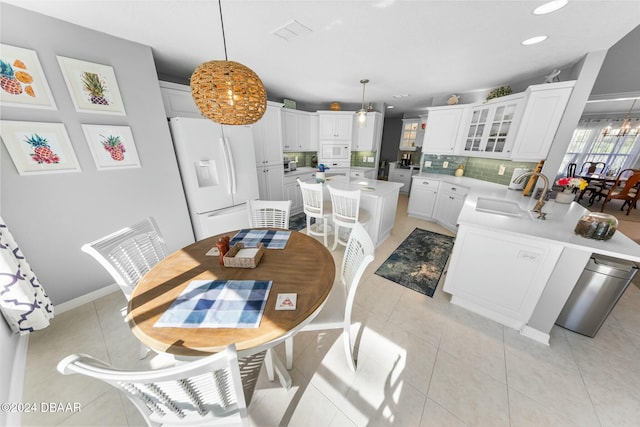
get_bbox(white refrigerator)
[169,117,259,240]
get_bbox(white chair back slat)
[247,200,292,229]
[82,217,169,300]
[58,344,251,426]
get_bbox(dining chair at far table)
[327,185,370,251]
[298,178,332,247]
[595,169,640,215]
[580,161,607,175]
[81,217,169,357]
[57,344,252,427]
[247,199,292,229]
[285,222,375,372]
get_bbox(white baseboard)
[55,284,120,314]
[520,326,550,346]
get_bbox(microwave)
[320,143,350,161]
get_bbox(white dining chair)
[247,199,292,229]
[298,178,332,246]
[57,344,254,427]
[285,222,374,371]
[327,185,370,250]
[82,217,169,358]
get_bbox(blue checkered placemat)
[154,280,272,329]
[229,229,291,249]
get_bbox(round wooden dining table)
[126,229,335,359]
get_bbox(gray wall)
[0,4,194,306]
[591,25,640,97]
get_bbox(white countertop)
[302,175,403,196]
[415,173,640,262]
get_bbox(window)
[559,118,640,178]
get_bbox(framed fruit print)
[57,56,125,115]
[0,121,81,175]
[81,124,140,170]
[0,44,57,110]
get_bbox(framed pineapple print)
[0,44,57,109]
[57,56,125,115]
[81,124,140,170]
[0,121,81,175]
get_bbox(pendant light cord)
[218,0,228,61]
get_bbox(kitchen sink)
[475,197,527,217]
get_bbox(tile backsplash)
[421,154,538,186]
[284,152,316,168]
[351,151,377,168]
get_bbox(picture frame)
[57,56,126,115]
[0,44,57,110]
[0,121,81,175]
[81,124,141,170]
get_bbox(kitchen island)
[302,176,403,247]
[431,174,640,345]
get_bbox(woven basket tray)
[223,243,265,268]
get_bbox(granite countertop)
[413,172,640,262]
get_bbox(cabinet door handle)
[451,187,457,191]
[422,181,430,185]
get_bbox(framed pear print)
[0,121,81,175]
[81,124,140,170]
[57,56,125,115]
[0,44,57,109]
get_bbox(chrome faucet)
[513,172,549,220]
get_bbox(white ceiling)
[3,0,640,117]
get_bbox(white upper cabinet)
[421,106,466,154]
[510,81,575,161]
[252,101,284,166]
[282,109,318,151]
[399,118,420,151]
[159,81,202,118]
[353,111,383,151]
[318,111,354,141]
[460,94,524,158]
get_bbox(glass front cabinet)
[462,94,524,157]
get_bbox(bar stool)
[298,179,332,246]
[327,185,369,250]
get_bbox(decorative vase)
[454,165,464,177]
[555,191,575,204]
[316,172,325,183]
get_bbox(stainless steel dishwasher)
[555,254,638,337]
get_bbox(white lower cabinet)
[388,165,417,194]
[350,168,376,180]
[408,177,439,219]
[284,176,303,215]
[443,225,563,329]
[433,183,469,231]
[257,165,284,200]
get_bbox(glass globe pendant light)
[190,0,266,125]
[357,79,369,128]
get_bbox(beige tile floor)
[22,195,640,426]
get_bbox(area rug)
[375,228,454,297]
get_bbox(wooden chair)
[598,169,640,215]
[298,178,332,247]
[57,344,253,427]
[82,217,169,301]
[580,161,606,175]
[327,185,370,251]
[82,217,169,358]
[284,222,374,371]
[247,199,291,229]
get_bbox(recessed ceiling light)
[387,105,395,109]
[533,0,568,15]
[522,35,548,46]
[392,94,410,99]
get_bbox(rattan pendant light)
[191,0,266,125]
